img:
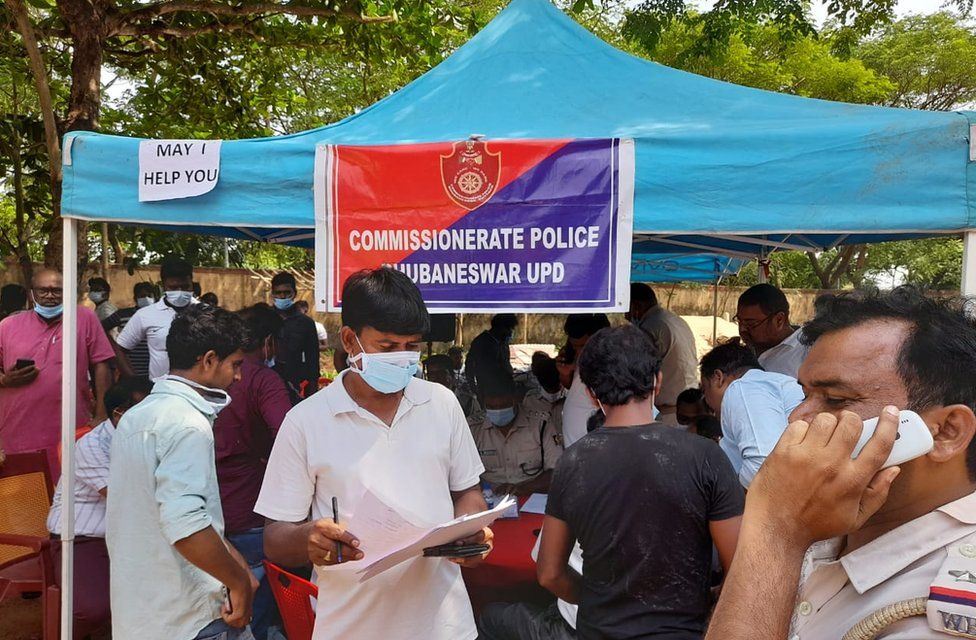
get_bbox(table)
[462,501,553,616]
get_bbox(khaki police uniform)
[471,394,563,486]
[789,491,976,639]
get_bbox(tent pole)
[963,231,976,296]
[712,277,719,345]
[60,216,78,640]
[757,247,768,285]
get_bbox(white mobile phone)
[852,410,934,468]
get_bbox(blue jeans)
[226,528,278,640]
[193,619,255,640]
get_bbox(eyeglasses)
[732,313,773,331]
[33,287,63,298]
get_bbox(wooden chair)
[264,561,317,640]
[0,451,59,640]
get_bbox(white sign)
[138,139,222,202]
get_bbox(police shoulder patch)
[928,534,976,638]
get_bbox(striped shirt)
[103,307,151,377]
[47,420,113,537]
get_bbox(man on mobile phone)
[708,287,976,640]
[258,267,491,640]
[0,269,114,479]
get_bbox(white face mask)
[161,374,232,414]
[136,296,154,308]
[348,336,421,394]
[88,291,107,304]
[164,290,193,308]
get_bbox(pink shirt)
[0,307,114,478]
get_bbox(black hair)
[802,286,976,479]
[531,354,560,392]
[167,304,249,370]
[200,292,219,306]
[88,277,110,292]
[480,371,517,398]
[295,299,310,312]
[630,282,658,307]
[677,387,705,406]
[159,255,193,281]
[586,410,605,432]
[237,303,283,352]
[693,415,722,441]
[105,376,154,415]
[578,325,661,406]
[133,281,155,298]
[192,282,202,297]
[738,283,789,316]
[700,339,762,378]
[425,354,453,371]
[564,313,611,340]
[448,346,463,355]
[0,283,28,310]
[341,267,430,336]
[271,272,298,291]
[490,314,519,331]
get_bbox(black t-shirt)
[274,310,320,399]
[547,424,744,640]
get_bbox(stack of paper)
[348,490,517,582]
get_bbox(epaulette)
[928,533,976,637]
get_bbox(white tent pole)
[712,277,719,344]
[60,216,78,640]
[757,246,768,284]
[962,231,976,296]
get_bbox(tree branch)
[113,0,395,36]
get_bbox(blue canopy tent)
[61,0,976,261]
[53,0,976,630]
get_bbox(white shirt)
[531,532,583,629]
[758,328,809,378]
[48,420,113,537]
[255,371,485,640]
[637,306,700,406]
[719,368,804,487]
[561,371,594,448]
[791,491,976,639]
[106,379,225,640]
[314,320,328,343]
[116,298,196,380]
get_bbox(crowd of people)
[0,261,974,640]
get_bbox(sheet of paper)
[139,139,221,202]
[521,493,548,514]
[357,495,517,582]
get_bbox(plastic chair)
[0,451,59,639]
[263,561,317,640]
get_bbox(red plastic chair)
[0,451,59,640]
[264,561,317,640]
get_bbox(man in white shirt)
[107,305,256,640]
[700,340,804,488]
[705,287,976,640]
[559,314,610,448]
[629,284,699,426]
[735,284,808,378]
[115,256,197,379]
[258,267,492,640]
[48,377,152,639]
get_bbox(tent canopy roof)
[62,0,976,256]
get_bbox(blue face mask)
[486,407,516,427]
[273,297,295,311]
[136,296,154,308]
[164,290,193,308]
[349,336,420,394]
[34,303,63,320]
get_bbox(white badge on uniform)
[928,533,976,637]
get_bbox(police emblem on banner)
[440,139,501,210]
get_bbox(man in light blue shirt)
[107,305,256,640]
[700,340,804,488]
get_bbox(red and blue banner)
[315,138,634,313]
